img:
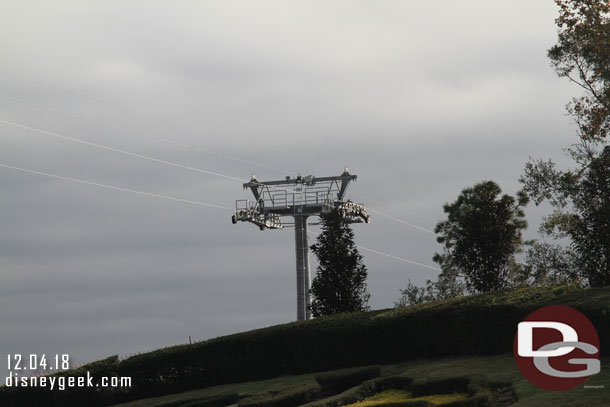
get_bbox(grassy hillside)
[1,285,608,406]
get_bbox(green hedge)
[301,378,379,407]
[181,393,240,407]
[1,286,607,406]
[115,286,604,400]
[361,402,429,407]
[411,376,474,397]
[238,384,320,407]
[153,398,203,407]
[153,399,202,407]
[370,374,414,393]
[315,366,381,393]
[304,373,491,407]
[410,375,491,407]
[152,393,239,407]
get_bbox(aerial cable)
[356,246,440,271]
[0,118,246,183]
[1,162,439,271]
[0,163,231,210]
[3,88,439,271]
[366,208,435,235]
[350,191,436,223]
[0,118,300,195]
[1,94,293,175]
[307,231,440,272]
[2,96,435,234]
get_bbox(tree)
[433,181,529,293]
[309,208,370,316]
[520,1,610,286]
[523,241,581,286]
[526,147,610,286]
[549,0,609,144]
[395,271,465,307]
[395,279,429,307]
[572,146,610,285]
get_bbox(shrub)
[411,375,491,407]
[1,286,607,406]
[315,366,381,393]
[238,385,320,407]
[372,374,414,392]
[181,393,240,407]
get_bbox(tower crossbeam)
[231,168,370,320]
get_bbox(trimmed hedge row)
[153,393,239,407]
[371,375,414,393]
[238,384,321,407]
[315,366,381,393]
[118,286,605,401]
[302,373,491,407]
[301,377,380,407]
[180,393,240,407]
[411,375,491,407]
[411,376,477,397]
[1,286,608,406]
[113,286,608,402]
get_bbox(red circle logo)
[513,305,600,391]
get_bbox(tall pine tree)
[309,208,370,317]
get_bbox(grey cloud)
[0,0,576,380]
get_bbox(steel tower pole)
[233,170,369,321]
[294,215,311,320]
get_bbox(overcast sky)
[1,0,581,374]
